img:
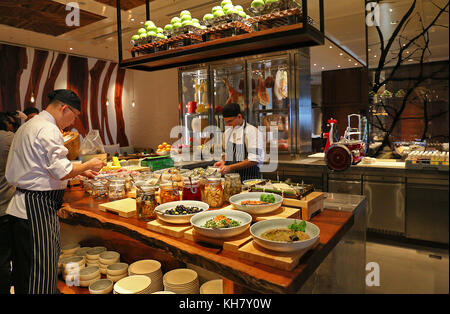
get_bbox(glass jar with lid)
[91,180,108,199]
[108,179,126,201]
[159,182,181,204]
[136,184,157,221]
[223,173,242,202]
[203,178,224,208]
[182,178,202,201]
[82,178,93,196]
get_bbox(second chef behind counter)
[214,103,265,181]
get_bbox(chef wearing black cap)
[213,103,265,181]
[5,89,106,294]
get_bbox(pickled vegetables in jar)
[182,179,202,201]
[203,178,224,208]
[223,173,242,202]
[136,184,157,221]
[159,182,181,204]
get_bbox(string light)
[30,92,35,103]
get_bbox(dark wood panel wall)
[321,67,368,137]
[0,43,129,146]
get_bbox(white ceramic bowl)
[229,192,283,215]
[250,218,320,253]
[200,279,223,294]
[74,247,91,257]
[190,209,252,239]
[89,279,114,294]
[107,272,128,283]
[99,251,120,265]
[85,246,107,260]
[79,266,100,281]
[61,243,80,255]
[107,263,129,276]
[155,200,209,224]
[80,274,101,287]
[114,275,152,294]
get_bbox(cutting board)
[238,239,320,271]
[184,228,252,252]
[147,219,193,238]
[223,204,301,222]
[99,198,136,218]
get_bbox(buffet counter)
[58,187,366,294]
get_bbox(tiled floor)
[365,239,449,294]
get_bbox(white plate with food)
[229,192,283,215]
[155,201,209,224]
[250,218,320,252]
[190,209,252,239]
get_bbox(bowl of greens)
[250,218,320,252]
[229,192,283,215]
[190,209,252,239]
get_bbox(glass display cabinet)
[178,48,312,156]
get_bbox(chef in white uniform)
[5,89,106,294]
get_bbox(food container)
[136,184,158,221]
[159,182,181,204]
[99,251,120,265]
[82,179,93,195]
[154,200,208,224]
[203,178,224,208]
[91,180,108,199]
[108,179,126,201]
[89,278,114,294]
[223,173,242,202]
[182,179,202,201]
[107,262,129,276]
[190,209,252,239]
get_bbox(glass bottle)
[223,173,242,202]
[203,178,224,208]
[182,179,202,201]
[136,184,157,221]
[159,182,181,204]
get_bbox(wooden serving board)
[223,204,300,222]
[99,198,136,218]
[238,239,320,271]
[147,219,193,238]
[184,228,252,252]
[282,192,325,221]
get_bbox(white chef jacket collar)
[39,110,58,127]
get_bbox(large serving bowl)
[250,218,320,253]
[155,200,209,224]
[229,192,283,215]
[190,209,252,239]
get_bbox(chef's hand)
[82,169,99,179]
[86,158,106,172]
[214,160,225,168]
[219,165,232,175]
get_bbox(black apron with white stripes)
[225,121,261,181]
[17,188,65,294]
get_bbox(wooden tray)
[200,21,253,41]
[147,219,193,238]
[282,192,325,220]
[184,228,252,252]
[99,198,136,218]
[238,238,319,271]
[223,204,300,222]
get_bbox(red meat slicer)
[324,114,366,171]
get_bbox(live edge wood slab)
[59,187,354,294]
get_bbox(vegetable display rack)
[131,33,203,57]
[200,21,253,42]
[247,7,313,31]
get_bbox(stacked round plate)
[163,268,199,294]
[128,260,163,293]
[79,266,101,287]
[114,275,152,294]
[74,247,91,258]
[89,279,113,294]
[61,255,85,281]
[61,243,80,256]
[200,279,223,294]
[106,262,129,282]
[85,246,107,267]
[98,251,120,275]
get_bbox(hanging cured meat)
[257,75,270,106]
[223,77,244,105]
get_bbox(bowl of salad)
[190,209,252,239]
[229,192,283,215]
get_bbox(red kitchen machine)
[324,114,366,171]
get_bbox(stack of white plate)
[200,279,223,294]
[98,251,120,275]
[85,246,107,267]
[106,262,128,282]
[152,291,176,294]
[79,266,101,287]
[113,275,152,294]
[74,247,91,258]
[61,243,80,256]
[89,279,113,294]
[61,255,85,281]
[163,269,199,294]
[128,260,163,293]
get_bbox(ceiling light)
[354,63,358,66]
[368,48,371,51]
[339,53,343,56]
[131,18,135,22]
[329,45,333,48]
[389,8,393,12]
[69,47,73,50]
[348,59,352,62]
[406,51,409,54]
[374,55,377,58]
[337,65,341,68]
[131,100,136,108]
[408,59,414,62]
[321,66,325,70]
[391,21,397,25]
[313,63,317,66]
[140,21,144,24]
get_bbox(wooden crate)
[248,8,306,31]
[200,21,253,41]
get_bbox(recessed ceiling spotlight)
[69,47,73,50]
[348,59,352,62]
[368,48,371,51]
[391,21,397,25]
[321,66,325,70]
[406,51,409,54]
[337,65,341,68]
[339,53,343,56]
[329,45,333,48]
[408,59,414,61]
[389,8,393,12]
[354,63,358,66]
[140,21,144,24]
[131,18,135,22]
[374,55,377,58]
[313,63,317,66]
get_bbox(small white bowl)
[200,279,223,294]
[61,243,80,255]
[229,192,283,215]
[190,209,252,239]
[85,246,107,260]
[107,272,128,283]
[74,247,91,257]
[89,279,114,294]
[80,274,101,287]
[107,263,129,276]
[250,218,320,253]
[79,266,100,281]
[155,201,209,224]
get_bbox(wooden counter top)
[59,187,354,294]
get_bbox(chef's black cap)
[222,103,241,118]
[48,89,81,111]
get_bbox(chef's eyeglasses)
[66,105,80,117]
